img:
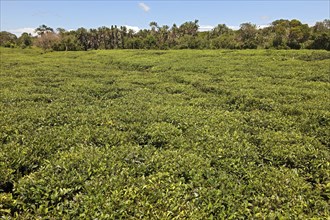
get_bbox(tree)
[312,19,330,33]
[210,24,232,38]
[211,34,237,49]
[0,31,17,47]
[168,24,179,48]
[33,25,58,50]
[238,23,258,49]
[149,22,159,33]
[119,26,128,49]
[271,19,290,49]
[310,33,330,50]
[17,32,32,48]
[52,29,80,51]
[258,26,273,49]
[35,24,54,36]
[158,25,170,49]
[14,19,330,51]
[76,28,90,51]
[56,28,66,34]
[287,20,310,49]
[35,32,59,50]
[310,19,330,50]
[89,28,100,49]
[125,37,143,49]
[177,35,201,49]
[179,20,199,36]
[270,19,310,49]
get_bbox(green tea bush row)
[0,48,329,218]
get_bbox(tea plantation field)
[1,48,329,219]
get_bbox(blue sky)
[1,1,329,36]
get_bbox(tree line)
[1,19,329,50]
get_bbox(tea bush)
[0,48,329,218]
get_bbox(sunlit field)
[1,48,329,218]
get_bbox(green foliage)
[0,48,329,218]
[310,32,330,51]
[17,33,33,49]
[176,35,201,49]
[2,18,330,50]
[35,24,54,36]
[211,34,237,49]
[0,31,17,47]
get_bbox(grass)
[0,48,330,219]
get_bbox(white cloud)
[199,25,214,32]
[125,25,140,33]
[139,2,150,12]
[227,24,269,30]
[257,24,270,29]
[7,27,37,37]
[228,25,240,30]
[307,23,315,27]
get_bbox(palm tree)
[179,20,199,36]
[149,21,159,33]
[159,25,169,49]
[169,24,179,47]
[76,28,89,51]
[119,26,128,49]
[35,24,54,36]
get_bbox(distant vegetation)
[1,19,329,50]
[1,48,329,218]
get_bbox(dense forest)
[1,19,329,50]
